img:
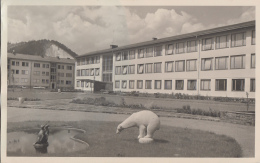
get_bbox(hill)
[8,39,78,58]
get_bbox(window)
[122,66,128,75]
[129,80,135,89]
[81,69,86,76]
[46,64,49,68]
[66,81,72,85]
[145,80,152,89]
[16,61,19,66]
[33,79,40,83]
[201,79,211,91]
[90,69,94,76]
[215,79,227,91]
[186,59,197,71]
[86,58,90,64]
[85,82,89,88]
[232,79,245,91]
[216,35,228,49]
[187,80,197,90]
[137,80,143,89]
[51,68,56,73]
[145,63,153,73]
[115,66,121,75]
[89,57,94,64]
[12,61,15,66]
[21,70,29,75]
[15,70,19,74]
[202,38,214,50]
[77,70,80,76]
[33,71,40,75]
[67,66,72,70]
[154,62,162,73]
[80,58,85,65]
[66,73,72,77]
[164,80,172,90]
[116,52,121,61]
[81,81,84,87]
[77,59,80,66]
[201,58,213,71]
[95,68,100,76]
[129,50,135,60]
[21,78,28,83]
[137,64,144,74]
[250,79,255,92]
[122,51,128,60]
[154,45,162,56]
[145,47,153,57]
[46,79,49,84]
[46,72,49,76]
[154,80,161,89]
[77,81,80,87]
[96,56,100,63]
[34,63,40,68]
[42,72,46,76]
[128,65,135,74]
[115,81,120,88]
[22,62,29,67]
[138,49,144,58]
[252,30,255,45]
[42,79,45,84]
[176,42,185,54]
[166,44,174,55]
[175,60,185,72]
[231,32,246,47]
[230,55,245,69]
[165,61,174,72]
[187,40,197,52]
[102,74,112,82]
[175,80,184,90]
[215,57,228,70]
[251,54,255,68]
[122,80,127,89]
[85,69,89,76]
[58,65,61,69]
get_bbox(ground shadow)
[153,139,169,143]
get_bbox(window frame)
[186,59,197,71]
[250,78,255,92]
[145,80,152,89]
[201,58,213,71]
[251,53,255,68]
[145,63,153,73]
[175,80,184,90]
[187,40,197,53]
[202,37,214,51]
[232,79,245,91]
[187,80,197,90]
[128,65,135,74]
[231,32,246,47]
[164,80,172,90]
[115,80,120,88]
[122,80,127,89]
[215,79,227,91]
[176,42,185,54]
[166,44,174,55]
[175,60,185,72]
[215,35,229,49]
[154,62,162,73]
[200,79,211,91]
[154,80,162,89]
[129,80,135,89]
[154,45,163,57]
[165,61,174,72]
[230,55,245,69]
[215,56,228,70]
[137,80,143,89]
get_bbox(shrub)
[177,105,221,117]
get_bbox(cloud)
[8,6,255,55]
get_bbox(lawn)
[7,121,242,157]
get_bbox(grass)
[7,121,242,157]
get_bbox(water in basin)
[7,128,88,155]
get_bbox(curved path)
[7,107,254,157]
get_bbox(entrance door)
[52,83,55,89]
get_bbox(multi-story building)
[8,53,75,90]
[75,20,255,98]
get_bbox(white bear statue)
[116,110,160,143]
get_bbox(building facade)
[8,53,75,90]
[75,21,255,98]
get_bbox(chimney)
[110,45,118,49]
[152,37,157,40]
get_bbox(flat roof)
[78,20,255,58]
[8,53,75,64]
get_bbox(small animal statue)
[116,110,160,143]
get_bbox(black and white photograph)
[1,0,259,162]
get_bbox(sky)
[7,6,255,55]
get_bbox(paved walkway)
[7,107,255,157]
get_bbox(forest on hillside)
[7,39,78,58]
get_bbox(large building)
[75,20,255,98]
[8,53,75,90]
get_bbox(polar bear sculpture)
[116,110,160,143]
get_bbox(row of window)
[11,61,31,67]
[76,68,100,76]
[114,54,255,75]
[77,56,100,66]
[76,81,94,88]
[109,31,255,61]
[114,79,255,92]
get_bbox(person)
[35,125,45,144]
[41,125,49,144]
